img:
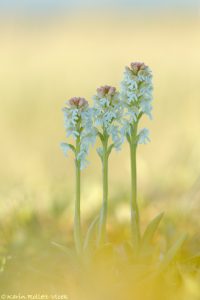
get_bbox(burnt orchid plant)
[61,97,96,255]
[92,85,123,246]
[61,63,186,264]
[120,62,153,251]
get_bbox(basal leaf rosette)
[61,97,96,169]
[93,85,123,150]
[120,62,153,144]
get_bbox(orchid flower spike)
[93,85,123,150]
[61,97,96,169]
[120,62,153,144]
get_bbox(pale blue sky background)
[0,0,199,14]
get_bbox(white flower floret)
[137,128,150,144]
[120,62,153,142]
[93,85,123,149]
[60,143,74,156]
[61,97,96,169]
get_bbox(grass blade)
[159,234,187,271]
[141,212,164,251]
[83,215,99,252]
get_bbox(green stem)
[129,123,141,251]
[74,135,82,255]
[97,132,109,246]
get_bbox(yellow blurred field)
[0,13,200,215]
[0,12,200,297]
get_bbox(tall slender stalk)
[74,133,82,255]
[129,123,141,251]
[121,62,153,249]
[97,131,109,246]
[93,85,120,247]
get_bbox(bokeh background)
[0,0,200,293]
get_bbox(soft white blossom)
[92,85,123,150]
[137,128,150,144]
[61,97,96,169]
[60,142,74,156]
[120,62,153,143]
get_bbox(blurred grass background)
[0,6,200,293]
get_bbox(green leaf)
[141,212,164,251]
[131,215,140,255]
[96,147,103,161]
[51,241,75,260]
[159,234,187,271]
[97,131,104,143]
[67,143,76,152]
[61,142,75,154]
[107,143,114,157]
[126,133,131,144]
[83,215,99,252]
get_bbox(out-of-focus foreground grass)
[0,12,200,297]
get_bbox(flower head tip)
[96,85,116,97]
[130,62,147,73]
[67,97,88,109]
